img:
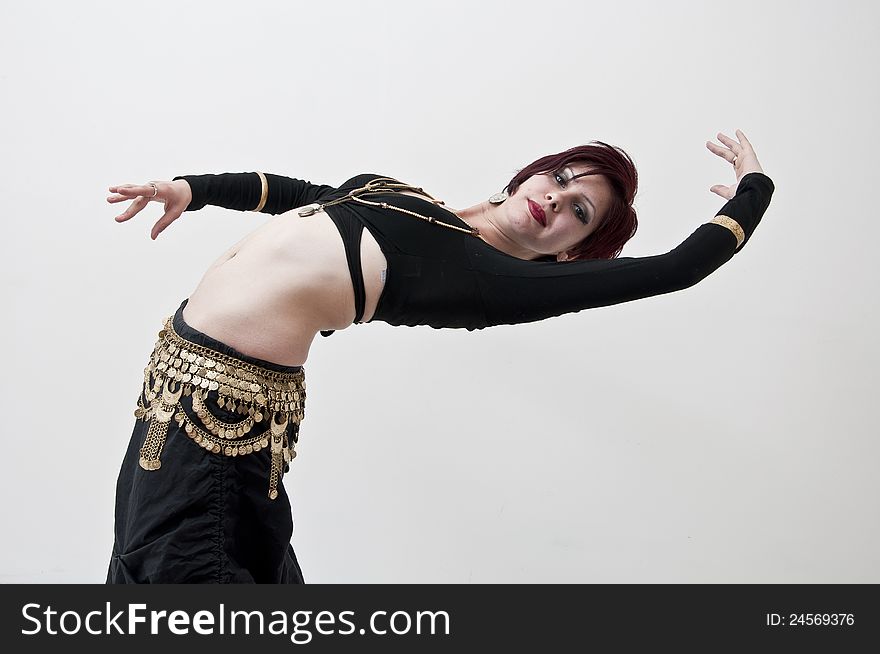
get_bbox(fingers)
[715,132,743,155]
[709,185,734,200]
[705,140,736,164]
[150,211,180,240]
[114,196,149,222]
[735,128,754,152]
[107,183,159,203]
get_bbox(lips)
[527,199,546,227]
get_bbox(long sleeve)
[171,172,337,215]
[477,172,776,328]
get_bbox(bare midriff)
[182,206,388,367]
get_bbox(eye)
[554,171,588,224]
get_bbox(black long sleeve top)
[173,170,775,333]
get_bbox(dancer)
[105,130,774,583]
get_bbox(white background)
[1,0,877,583]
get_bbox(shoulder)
[336,173,397,190]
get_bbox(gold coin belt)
[134,315,306,500]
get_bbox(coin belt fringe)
[134,315,306,500]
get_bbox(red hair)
[505,141,638,260]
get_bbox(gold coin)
[269,489,278,500]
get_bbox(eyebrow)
[563,167,596,223]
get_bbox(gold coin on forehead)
[209,381,219,391]
[195,355,204,366]
[191,375,201,386]
[200,378,209,389]
[205,359,215,368]
[215,363,225,373]
[205,370,216,379]
[182,372,192,383]
[160,351,169,362]
[250,382,260,393]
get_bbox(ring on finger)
[148,182,158,198]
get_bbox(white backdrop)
[1,0,877,583]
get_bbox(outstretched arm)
[479,131,775,328]
[108,172,336,240]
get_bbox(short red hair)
[505,141,638,260]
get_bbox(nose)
[545,191,558,212]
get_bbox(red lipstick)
[528,200,546,227]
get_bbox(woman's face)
[505,162,614,258]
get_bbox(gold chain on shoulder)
[297,177,482,237]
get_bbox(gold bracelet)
[709,215,745,250]
[252,171,269,212]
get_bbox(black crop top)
[173,170,775,336]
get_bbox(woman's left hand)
[706,129,765,200]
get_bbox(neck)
[451,201,543,261]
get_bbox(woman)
[105,130,774,583]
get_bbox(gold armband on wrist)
[252,171,269,212]
[709,215,745,250]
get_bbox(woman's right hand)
[705,129,765,200]
[107,179,192,240]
